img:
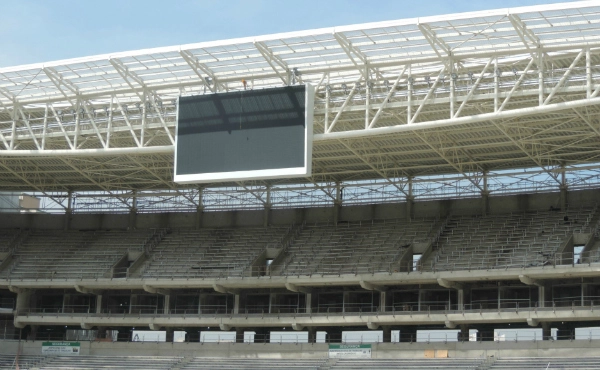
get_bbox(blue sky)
[0,0,572,68]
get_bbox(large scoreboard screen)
[174,84,313,183]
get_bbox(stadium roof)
[1,1,600,196]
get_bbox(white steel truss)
[1,1,600,212]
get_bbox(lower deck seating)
[38,355,183,369]
[489,356,600,369]
[183,358,327,370]
[0,354,45,370]
[331,358,483,369]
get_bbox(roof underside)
[2,1,600,193]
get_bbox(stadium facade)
[2,0,600,365]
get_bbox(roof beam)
[316,96,600,142]
[17,108,41,150]
[367,65,408,129]
[454,58,494,118]
[325,75,364,133]
[339,139,409,197]
[543,50,585,106]
[254,41,290,85]
[43,67,79,107]
[110,58,174,145]
[0,85,17,107]
[43,69,108,148]
[48,105,75,150]
[417,23,451,60]
[333,32,369,79]
[490,121,562,185]
[179,50,221,93]
[508,14,541,51]
[409,67,446,124]
[413,131,484,192]
[109,58,146,92]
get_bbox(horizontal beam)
[4,95,600,157]
[0,146,173,157]
[313,97,600,142]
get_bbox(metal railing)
[17,298,600,320]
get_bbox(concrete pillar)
[165,327,174,343]
[458,324,469,342]
[406,177,414,220]
[379,291,387,312]
[333,182,342,224]
[382,326,392,343]
[481,192,489,216]
[129,190,137,231]
[263,206,271,227]
[196,187,204,230]
[28,325,39,341]
[481,171,489,216]
[399,327,417,343]
[269,292,277,314]
[342,291,349,313]
[64,210,72,231]
[196,206,204,230]
[234,294,240,314]
[406,197,414,221]
[560,185,568,211]
[96,326,106,340]
[307,327,318,343]
[15,289,32,314]
[457,289,464,310]
[560,164,568,210]
[199,294,207,314]
[129,294,138,314]
[263,186,271,227]
[163,294,170,315]
[64,190,73,231]
[96,294,103,314]
[235,327,244,343]
[538,285,546,308]
[62,294,72,313]
[542,322,551,340]
[306,293,312,314]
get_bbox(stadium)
[3,1,600,368]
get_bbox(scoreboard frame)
[174,84,314,184]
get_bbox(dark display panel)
[174,85,313,183]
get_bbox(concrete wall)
[2,338,600,359]
[0,188,597,230]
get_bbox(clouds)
[0,0,566,68]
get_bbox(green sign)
[42,342,81,356]
[328,344,372,358]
